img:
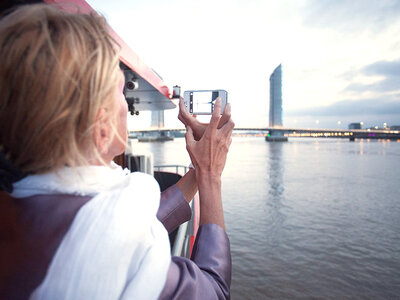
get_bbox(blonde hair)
[0,4,122,174]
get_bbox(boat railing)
[154,164,189,175]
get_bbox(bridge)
[129,127,400,141]
[235,127,400,141]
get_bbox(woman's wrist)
[197,176,225,230]
[196,171,222,186]
[176,168,198,202]
[196,173,222,205]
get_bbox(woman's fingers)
[178,98,188,123]
[178,98,194,125]
[179,98,207,141]
[185,125,195,146]
[180,96,233,143]
[204,98,222,136]
[218,103,231,129]
[184,110,234,178]
[185,125,200,169]
[219,116,235,136]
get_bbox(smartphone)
[183,90,228,115]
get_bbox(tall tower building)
[269,64,283,128]
[266,64,287,141]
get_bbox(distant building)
[390,125,400,130]
[348,122,362,129]
[266,65,287,142]
[151,110,164,128]
[269,64,283,128]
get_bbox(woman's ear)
[93,108,112,156]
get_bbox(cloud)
[362,59,400,78]
[285,95,400,117]
[344,58,400,93]
[345,78,400,93]
[302,0,400,32]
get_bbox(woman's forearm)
[179,99,233,232]
[197,174,225,230]
[173,169,225,230]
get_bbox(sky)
[89,0,400,130]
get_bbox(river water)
[131,137,400,299]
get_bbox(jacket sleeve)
[157,185,192,233]
[158,223,231,300]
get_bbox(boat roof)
[1,0,176,111]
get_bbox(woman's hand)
[185,98,234,179]
[184,98,234,229]
[178,97,232,141]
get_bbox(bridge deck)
[130,127,400,140]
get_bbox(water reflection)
[264,142,288,249]
[267,143,285,200]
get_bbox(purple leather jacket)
[157,185,232,299]
[0,185,231,299]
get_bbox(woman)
[0,3,234,300]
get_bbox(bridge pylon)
[265,129,288,142]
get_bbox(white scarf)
[11,162,131,198]
[12,163,171,300]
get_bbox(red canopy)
[44,0,175,111]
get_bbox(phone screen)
[190,91,219,114]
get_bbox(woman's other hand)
[178,97,232,141]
